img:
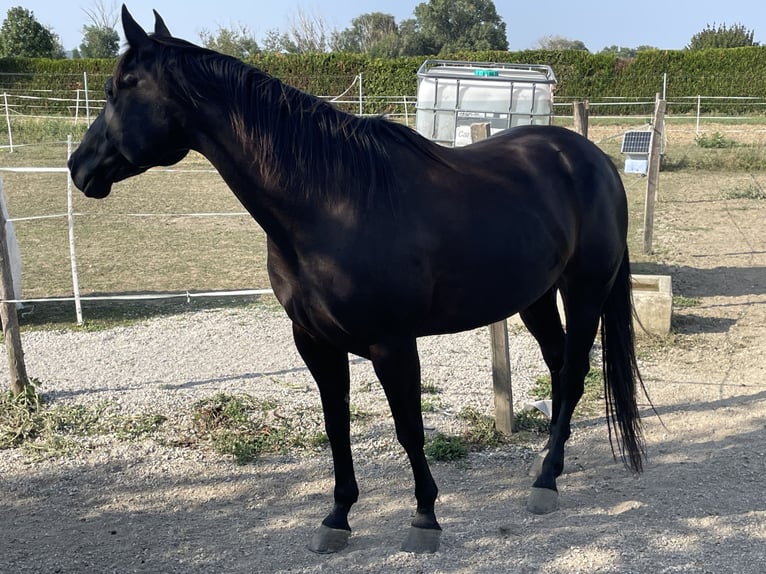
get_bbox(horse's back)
[399,125,629,335]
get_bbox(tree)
[0,6,64,58]
[332,12,400,57]
[262,9,333,53]
[200,24,260,59]
[79,0,120,58]
[599,45,657,58]
[536,35,589,51]
[408,0,508,55]
[687,22,758,49]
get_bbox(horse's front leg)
[370,337,441,553]
[292,323,357,554]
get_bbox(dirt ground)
[1,169,765,573]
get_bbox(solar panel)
[621,131,652,154]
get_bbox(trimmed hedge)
[3,46,766,115]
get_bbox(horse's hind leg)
[370,337,441,553]
[292,323,358,554]
[519,287,565,479]
[527,287,603,514]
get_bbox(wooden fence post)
[643,94,666,254]
[573,100,589,138]
[0,178,30,394]
[470,122,514,435]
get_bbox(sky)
[4,0,765,53]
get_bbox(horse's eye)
[104,78,114,100]
[119,74,139,89]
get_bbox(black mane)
[121,36,448,205]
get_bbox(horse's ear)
[152,10,171,38]
[121,4,151,49]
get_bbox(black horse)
[68,6,647,554]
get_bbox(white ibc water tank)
[415,60,557,146]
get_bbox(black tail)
[600,248,647,473]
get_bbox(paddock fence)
[1,72,766,322]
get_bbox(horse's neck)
[190,100,316,244]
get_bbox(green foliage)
[412,0,508,54]
[200,25,260,59]
[0,380,44,448]
[79,25,119,58]
[0,6,64,58]
[695,131,736,148]
[0,380,167,460]
[687,23,758,50]
[537,35,589,52]
[512,410,550,433]
[673,295,702,308]
[457,406,505,447]
[720,182,766,200]
[424,432,468,461]
[331,12,400,57]
[4,42,766,118]
[190,393,326,464]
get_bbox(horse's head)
[68,6,190,198]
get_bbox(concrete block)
[631,274,673,336]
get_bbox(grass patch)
[188,393,326,464]
[662,144,766,171]
[721,182,766,200]
[457,406,505,448]
[512,409,551,433]
[695,131,736,149]
[673,295,702,308]
[424,406,512,462]
[424,433,468,461]
[0,381,167,460]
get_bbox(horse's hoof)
[307,525,350,554]
[528,449,548,478]
[527,486,559,514]
[401,526,441,553]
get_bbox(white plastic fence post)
[358,74,363,116]
[66,135,84,325]
[696,95,701,136]
[84,72,91,127]
[3,93,13,153]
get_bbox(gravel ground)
[1,297,764,573]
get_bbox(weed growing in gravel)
[424,433,468,461]
[0,381,167,460]
[0,381,45,448]
[189,393,327,464]
[673,295,702,308]
[458,407,505,448]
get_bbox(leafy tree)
[536,35,589,51]
[332,12,400,57]
[0,6,64,58]
[599,45,657,58]
[200,24,260,59]
[408,0,508,55]
[397,18,433,56]
[687,22,758,49]
[79,26,119,58]
[261,9,332,53]
[78,0,120,58]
